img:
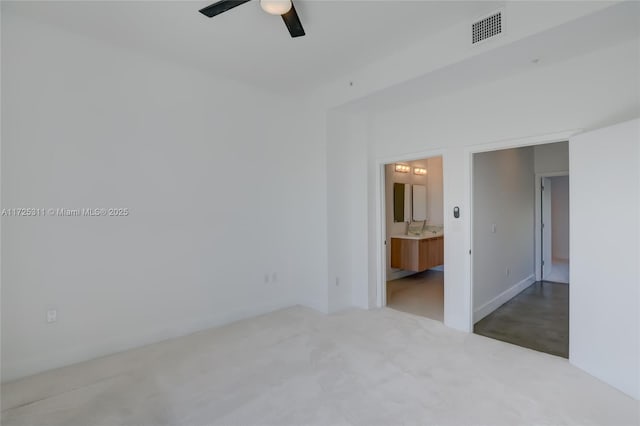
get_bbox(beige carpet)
[387,269,444,321]
[2,307,638,426]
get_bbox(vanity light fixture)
[414,167,427,176]
[395,164,411,173]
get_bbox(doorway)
[383,156,444,321]
[471,141,570,358]
[540,175,570,283]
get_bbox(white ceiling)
[356,0,640,112]
[3,1,504,93]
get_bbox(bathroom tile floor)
[386,269,444,321]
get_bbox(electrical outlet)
[505,268,510,277]
[491,224,497,233]
[46,309,57,323]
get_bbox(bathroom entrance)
[383,156,444,322]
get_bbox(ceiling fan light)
[260,0,292,15]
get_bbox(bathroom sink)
[422,231,443,238]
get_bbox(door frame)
[535,171,569,281]
[466,129,577,331]
[375,149,445,309]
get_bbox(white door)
[569,118,640,400]
[541,177,553,280]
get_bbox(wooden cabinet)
[391,238,420,271]
[391,236,444,272]
[429,236,444,267]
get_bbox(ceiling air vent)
[472,12,502,44]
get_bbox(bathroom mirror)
[393,183,411,222]
[412,184,427,221]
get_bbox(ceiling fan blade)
[199,0,252,18]
[281,2,305,38]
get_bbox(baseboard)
[387,269,416,281]
[473,274,535,324]
[1,298,300,383]
[387,266,444,283]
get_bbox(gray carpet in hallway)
[474,281,569,358]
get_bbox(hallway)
[474,281,569,358]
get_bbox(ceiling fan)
[199,0,305,38]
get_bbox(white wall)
[570,119,640,400]
[534,142,569,174]
[426,157,444,227]
[550,176,570,261]
[326,109,370,312]
[1,13,327,381]
[472,147,535,322]
[326,37,640,331]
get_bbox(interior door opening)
[541,175,570,283]
[471,141,570,358]
[382,156,444,322]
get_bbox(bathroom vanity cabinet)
[390,234,444,272]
